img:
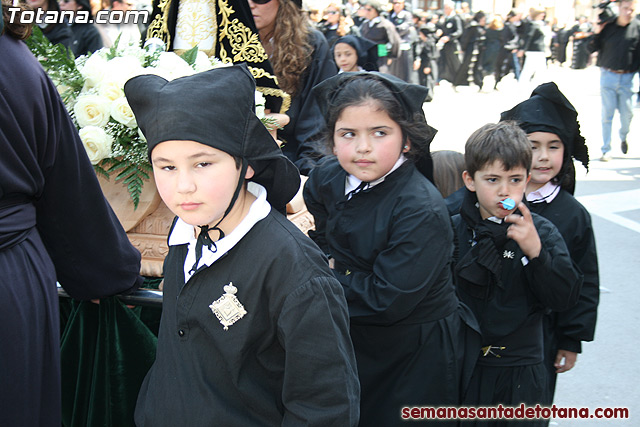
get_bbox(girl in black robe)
[305,72,480,426]
[0,5,142,426]
[501,82,599,417]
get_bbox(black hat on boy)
[500,82,589,171]
[123,64,300,210]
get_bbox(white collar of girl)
[344,154,407,195]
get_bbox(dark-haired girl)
[304,72,480,426]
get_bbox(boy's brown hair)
[464,122,532,178]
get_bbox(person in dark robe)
[570,16,593,69]
[551,23,571,66]
[388,0,416,82]
[144,0,336,175]
[306,72,480,426]
[413,22,439,101]
[482,14,503,75]
[58,0,103,56]
[494,9,522,88]
[0,4,143,425]
[453,11,487,90]
[358,0,401,74]
[125,64,360,426]
[437,0,464,83]
[452,121,582,426]
[501,82,599,421]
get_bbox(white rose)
[74,95,112,128]
[97,80,123,102]
[193,51,214,72]
[79,126,114,165]
[110,97,137,128]
[254,90,266,119]
[104,56,145,87]
[80,54,107,89]
[155,52,195,80]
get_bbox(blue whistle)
[500,198,516,210]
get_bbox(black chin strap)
[189,159,249,275]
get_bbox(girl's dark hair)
[464,121,532,178]
[2,1,33,40]
[323,75,435,166]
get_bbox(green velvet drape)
[60,297,160,427]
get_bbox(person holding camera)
[588,0,640,161]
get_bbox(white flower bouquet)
[27,29,272,208]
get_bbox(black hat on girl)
[123,64,301,209]
[500,82,589,171]
[313,71,432,123]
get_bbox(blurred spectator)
[388,0,416,82]
[319,2,349,47]
[58,0,103,56]
[453,10,486,90]
[103,0,141,47]
[437,0,464,83]
[359,0,400,73]
[413,22,438,101]
[26,0,73,47]
[570,16,593,69]
[482,14,503,75]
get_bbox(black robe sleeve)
[522,215,583,312]
[530,192,599,353]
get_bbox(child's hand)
[505,202,541,259]
[555,349,577,373]
[264,110,290,146]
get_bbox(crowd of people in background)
[22,0,609,100]
[311,0,605,101]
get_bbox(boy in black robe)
[124,64,359,426]
[452,121,582,426]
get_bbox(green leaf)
[179,46,199,67]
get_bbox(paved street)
[423,65,640,425]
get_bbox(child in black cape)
[501,82,599,413]
[333,35,379,72]
[452,121,583,426]
[124,64,360,426]
[304,72,480,426]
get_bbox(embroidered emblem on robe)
[209,282,247,330]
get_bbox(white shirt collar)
[526,182,560,204]
[344,155,407,195]
[168,182,271,282]
[368,16,382,27]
